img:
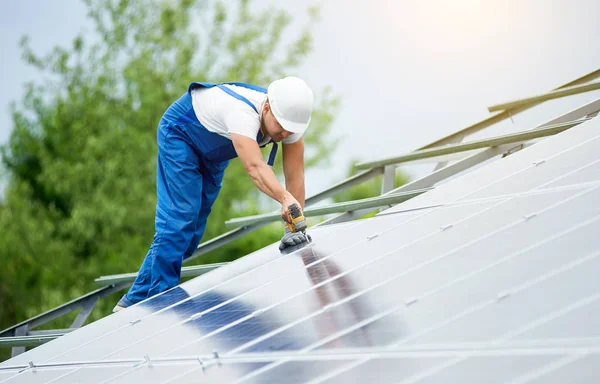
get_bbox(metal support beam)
[0,283,128,339]
[324,97,600,226]
[2,285,127,355]
[354,119,587,170]
[433,134,465,171]
[318,145,513,226]
[70,296,99,329]
[381,166,396,194]
[27,329,75,336]
[2,334,64,348]
[501,143,527,158]
[536,97,600,127]
[302,167,384,205]
[488,82,600,112]
[420,68,600,149]
[11,326,27,357]
[0,330,76,350]
[94,263,229,285]
[382,146,513,198]
[187,225,270,262]
[225,189,430,229]
[316,208,377,226]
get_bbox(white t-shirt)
[190,84,302,145]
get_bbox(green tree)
[0,0,339,356]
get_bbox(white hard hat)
[267,76,314,134]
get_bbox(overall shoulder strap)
[225,82,267,93]
[256,130,278,166]
[215,84,259,113]
[192,81,278,166]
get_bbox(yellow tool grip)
[286,203,307,233]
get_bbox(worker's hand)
[279,227,312,251]
[280,193,302,224]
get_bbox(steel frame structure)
[2,68,599,358]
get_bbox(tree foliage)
[0,0,339,348]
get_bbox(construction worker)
[113,77,313,312]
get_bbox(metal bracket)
[381,165,396,195]
[70,296,100,329]
[1,283,129,356]
[11,325,27,357]
[586,110,599,118]
[502,143,525,158]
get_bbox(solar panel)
[1,117,599,383]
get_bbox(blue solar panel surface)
[1,116,599,383]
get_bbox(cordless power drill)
[286,203,308,236]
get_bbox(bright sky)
[1,0,600,196]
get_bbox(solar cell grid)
[1,116,599,383]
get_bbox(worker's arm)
[279,137,311,250]
[231,133,299,222]
[282,137,305,208]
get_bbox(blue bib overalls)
[125,82,278,304]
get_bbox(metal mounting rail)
[354,119,587,170]
[488,82,600,112]
[225,188,431,228]
[94,262,229,285]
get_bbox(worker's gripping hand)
[280,193,302,224]
[279,227,311,251]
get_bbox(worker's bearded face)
[262,102,292,142]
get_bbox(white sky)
[1,0,600,196]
